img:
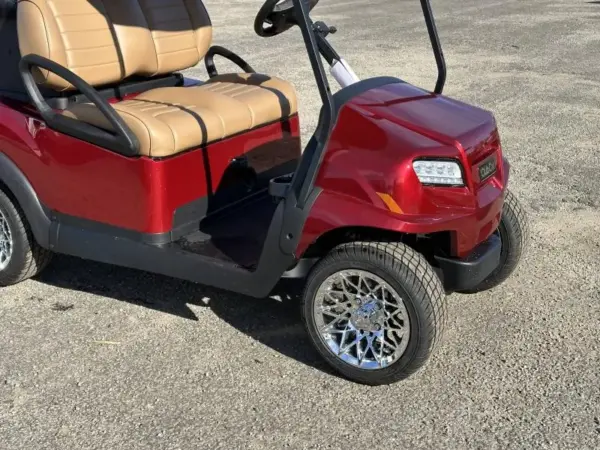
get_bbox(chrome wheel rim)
[313,270,410,370]
[0,208,13,271]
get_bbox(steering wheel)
[254,0,319,38]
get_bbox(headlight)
[412,160,464,186]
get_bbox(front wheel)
[302,242,447,386]
[461,189,529,294]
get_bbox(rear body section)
[0,98,300,240]
[298,81,508,259]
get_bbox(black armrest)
[204,46,256,78]
[19,54,140,157]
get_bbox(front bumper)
[434,233,501,292]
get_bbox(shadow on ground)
[35,255,337,376]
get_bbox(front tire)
[302,242,446,386]
[0,190,53,286]
[462,189,529,294]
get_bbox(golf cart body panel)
[0,97,300,237]
[297,81,508,259]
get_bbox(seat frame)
[20,54,142,155]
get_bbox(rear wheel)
[461,189,529,293]
[0,190,53,286]
[302,241,446,386]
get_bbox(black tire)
[0,189,53,286]
[461,189,529,294]
[302,241,446,386]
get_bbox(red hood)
[349,81,498,161]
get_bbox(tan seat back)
[136,0,212,77]
[17,0,212,91]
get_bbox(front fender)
[295,189,475,257]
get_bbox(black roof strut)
[420,0,447,95]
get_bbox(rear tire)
[461,189,529,293]
[0,189,53,286]
[302,241,446,386]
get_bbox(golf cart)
[0,0,527,385]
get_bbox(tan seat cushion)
[63,75,297,158]
[200,73,298,126]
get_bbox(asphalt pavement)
[1,0,599,448]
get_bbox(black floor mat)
[175,194,277,270]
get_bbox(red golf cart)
[0,0,527,385]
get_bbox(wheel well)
[0,153,52,248]
[0,179,20,208]
[301,226,453,263]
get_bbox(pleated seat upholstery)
[17,0,297,157]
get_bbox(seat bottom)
[62,73,298,158]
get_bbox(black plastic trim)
[112,74,184,99]
[2,74,185,109]
[19,54,140,156]
[26,179,319,297]
[171,197,209,241]
[331,76,403,114]
[52,222,264,294]
[52,74,184,110]
[434,233,501,292]
[50,211,174,246]
[0,153,51,248]
[50,190,321,297]
[204,46,255,78]
[281,257,319,279]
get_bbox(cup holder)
[269,173,293,199]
